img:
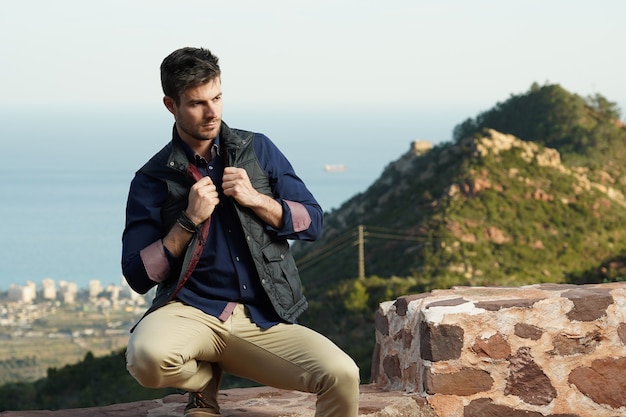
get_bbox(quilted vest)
[138,123,308,323]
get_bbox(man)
[122,47,360,417]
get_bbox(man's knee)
[325,353,360,391]
[339,359,361,388]
[126,341,175,388]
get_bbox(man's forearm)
[162,216,197,257]
[247,193,284,229]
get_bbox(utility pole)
[357,225,365,279]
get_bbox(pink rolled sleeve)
[285,200,311,232]
[139,240,171,283]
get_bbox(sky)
[1,0,624,120]
[0,0,624,289]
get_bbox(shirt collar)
[174,125,221,166]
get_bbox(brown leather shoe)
[184,391,221,417]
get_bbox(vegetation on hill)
[0,350,173,411]
[453,82,626,179]
[292,82,626,384]
[0,348,261,411]
[2,82,625,411]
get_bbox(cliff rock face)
[467,129,626,207]
[372,282,626,417]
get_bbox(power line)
[296,224,438,275]
[366,232,430,242]
[296,238,354,270]
[296,228,356,263]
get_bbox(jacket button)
[280,254,284,259]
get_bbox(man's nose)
[205,105,216,118]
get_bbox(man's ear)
[163,96,176,114]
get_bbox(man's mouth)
[204,120,219,129]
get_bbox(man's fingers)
[195,176,214,186]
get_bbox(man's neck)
[177,130,216,161]
[187,139,214,161]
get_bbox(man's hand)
[186,176,220,224]
[222,167,259,207]
[223,167,284,228]
[162,176,218,257]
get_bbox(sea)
[0,105,468,291]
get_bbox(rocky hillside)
[293,83,626,295]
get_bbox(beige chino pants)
[126,302,360,417]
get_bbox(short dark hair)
[160,47,221,104]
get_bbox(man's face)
[165,78,223,143]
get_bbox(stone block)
[371,282,626,417]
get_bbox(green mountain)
[293,82,626,377]
[293,83,626,288]
[2,83,625,411]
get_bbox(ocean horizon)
[0,105,466,291]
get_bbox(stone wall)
[371,282,626,417]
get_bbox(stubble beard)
[179,118,221,142]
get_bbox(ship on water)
[324,164,346,173]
